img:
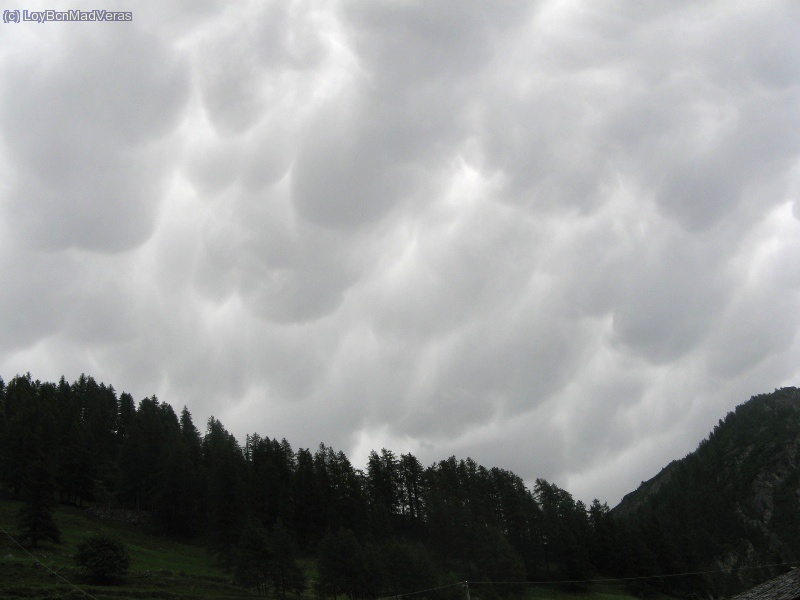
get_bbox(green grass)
[0,498,259,599]
[0,497,654,600]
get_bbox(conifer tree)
[153,440,198,538]
[206,417,248,568]
[235,523,272,595]
[269,520,306,599]
[0,377,6,483]
[180,405,202,464]
[18,451,60,548]
[315,528,371,600]
[292,447,323,549]
[398,452,424,523]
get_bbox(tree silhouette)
[18,451,60,548]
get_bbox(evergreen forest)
[2,373,799,599]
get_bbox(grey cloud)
[62,270,142,346]
[406,314,585,438]
[196,1,330,136]
[607,236,731,362]
[366,196,535,339]
[0,249,73,352]
[473,2,800,233]
[708,207,800,377]
[289,92,465,230]
[289,1,534,230]
[133,0,228,38]
[344,0,534,88]
[0,24,189,252]
[240,238,358,324]
[189,182,360,323]
[2,1,800,507]
[434,406,569,485]
[196,39,270,135]
[290,95,410,228]
[183,135,245,196]
[183,115,295,197]
[650,90,800,231]
[710,291,798,378]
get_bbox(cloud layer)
[1,0,799,504]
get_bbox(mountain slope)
[614,387,800,592]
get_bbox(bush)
[75,534,130,583]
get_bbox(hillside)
[0,496,260,599]
[0,497,644,600]
[613,387,800,593]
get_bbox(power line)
[380,561,800,599]
[4,518,798,600]
[376,581,464,600]
[468,560,800,586]
[0,523,100,600]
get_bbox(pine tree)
[0,378,7,484]
[269,520,306,599]
[18,451,60,548]
[292,447,324,549]
[152,440,199,538]
[235,521,305,598]
[315,528,370,600]
[180,405,202,465]
[56,422,94,506]
[235,523,273,595]
[398,452,424,524]
[205,417,248,568]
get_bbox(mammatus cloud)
[0,0,798,504]
[1,21,189,252]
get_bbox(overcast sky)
[1,0,799,506]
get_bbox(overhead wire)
[0,523,100,600]
[380,561,800,599]
[4,519,800,600]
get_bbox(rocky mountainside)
[613,387,800,592]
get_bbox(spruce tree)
[315,528,368,600]
[18,451,60,548]
[269,520,305,600]
[234,523,272,595]
[205,418,248,568]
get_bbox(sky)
[1,0,799,506]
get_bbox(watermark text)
[3,9,132,24]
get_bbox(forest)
[0,373,790,598]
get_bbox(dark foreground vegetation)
[0,494,649,600]
[1,374,798,599]
[0,495,263,599]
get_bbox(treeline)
[0,373,721,597]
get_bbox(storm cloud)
[1,0,799,504]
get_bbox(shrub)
[75,534,130,583]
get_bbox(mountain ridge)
[612,387,800,594]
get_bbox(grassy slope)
[0,498,258,599]
[0,498,649,600]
